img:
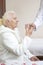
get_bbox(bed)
[29,38,43,56]
[29,38,43,60]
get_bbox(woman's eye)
[13,17,17,20]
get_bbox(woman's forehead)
[7,13,17,20]
[9,13,17,17]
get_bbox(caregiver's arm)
[30,9,43,31]
[31,0,43,30]
[33,8,43,29]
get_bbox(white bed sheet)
[31,61,43,65]
[29,39,43,56]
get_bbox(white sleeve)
[2,32,32,56]
[2,32,24,56]
[23,36,34,58]
[25,50,34,58]
[23,36,32,50]
[34,1,43,29]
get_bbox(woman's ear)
[6,19,9,23]
[6,19,10,24]
[4,19,9,27]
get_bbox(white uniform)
[0,25,33,65]
[34,0,43,29]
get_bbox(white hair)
[2,11,16,21]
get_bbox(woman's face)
[8,13,19,29]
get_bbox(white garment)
[34,0,43,29]
[0,25,33,65]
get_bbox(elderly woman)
[0,11,39,65]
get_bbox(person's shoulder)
[0,25,11,34]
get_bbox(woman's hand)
[30,56,39,61]
[25,24,34,36]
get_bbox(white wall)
[6,0,43,38]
